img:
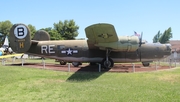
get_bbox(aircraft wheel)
[60,61,67,65]
[102,58,114,69]
[142,62,150,67]
[72,62,81,67]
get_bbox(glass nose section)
[162,44,171,57]
[166,44,171,51]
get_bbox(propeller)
[135,31,144,61]
[139,32,143,61]
[139,32,143,47]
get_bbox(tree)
[0,33,4,47]
[53,19,79,40]
[0,20,13,36]
[0,20,13,46]
[153,31,161,43]
[159,27,172,44]
[153,27,172,44]
[28,24,36,39]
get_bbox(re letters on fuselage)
[41,45,55,54]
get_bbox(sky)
[0,0,180,43]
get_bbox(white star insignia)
[66,48,72,55]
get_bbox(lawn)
[0,63,180,102]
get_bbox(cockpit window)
[57,45,65,49]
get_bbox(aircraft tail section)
[9,24,31,53]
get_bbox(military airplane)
[0,36,13,56]
[9,23,171,68]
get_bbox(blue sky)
[1,0,180,42]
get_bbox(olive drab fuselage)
[26,40,171,63]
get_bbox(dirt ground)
[8,62,175,73]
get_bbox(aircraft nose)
[166,44,171,51]
[164,44,171,55]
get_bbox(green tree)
[153,31,161,43]
[0,33,4,47]
[53,19,79,40]
[0,20,13,36]
[153,27,172,44]
[0,20,13,46]
[159,27,172,44]
[28,24,36,39]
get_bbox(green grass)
[0,64,180,102]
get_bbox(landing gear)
[102,58,114,69]
[59,60,67,65]
[72,62,82,67]
[101,49,114,69]
[142,62,150,67]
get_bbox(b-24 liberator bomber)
[9,23,171,68]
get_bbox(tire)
[102,58,114,69]
[60,61,67,65]
[72,62,80,67]
[142,62,150,67]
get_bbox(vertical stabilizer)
[9,24,31,53]
[3,36,9,48]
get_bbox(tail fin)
[9,24,31,53]
[33,30,50,41]
[3,36,9,48]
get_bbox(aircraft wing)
[85,23,118,43]
[85,23,139,52]
[0,53,24,58]
[85,23,119,49]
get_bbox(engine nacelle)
[95,36,139,52]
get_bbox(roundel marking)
[14,25,28,39]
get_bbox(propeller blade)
[139,32,143,47]
[140,49,141,61]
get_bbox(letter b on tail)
[9,24,31,53]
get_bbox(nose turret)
[166,44,171,51]
[164,44,171,56]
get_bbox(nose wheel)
[101,49,114,69]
